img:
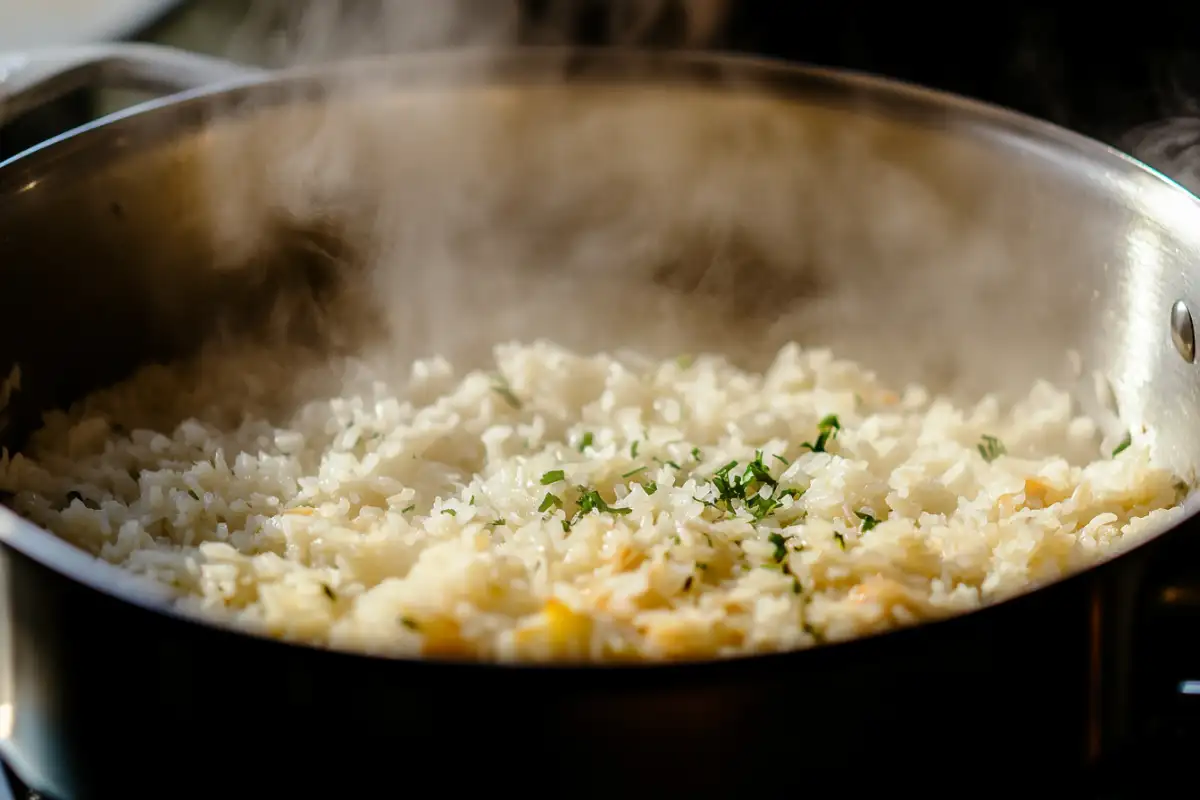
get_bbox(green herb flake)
[573,489,632,521]
[321,583,337,601]
[491,377,522,410]
[540,469,566,485]
[773,454,790,466]
[578,431,594,452]
[401,504,416,513]
[855,511,879,532]
[711,460,743,510]
[697,562,709,571]
[977,434,1007,463]
[833,532,847,550]
[187,489,200,500]
[645,481,658,495]
[538,493,564,513]
[488,519,506,528]
[561,519,572,533]
[622,466,647,478]
[630,440,640,458]
[691,447,703,461]
[767,532,790,564]
[743,451,777,489]
[708,455,801,522]
[443,508,457,517]
[801,414,842,453]
[1112,432,1132,457]
[400,616,420,631]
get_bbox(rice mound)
[0,341,1187,662]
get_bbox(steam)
[1124,117,1200,195]
[178,0,1105,425]
[226,0,731,66]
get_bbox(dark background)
[694,2,1200,145]
[9,1,1200,159]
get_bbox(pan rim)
[1,45,1196,673]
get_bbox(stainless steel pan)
[2,44,1200,798]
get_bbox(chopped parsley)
[833,532,847,550]
[630,441,640,458]
[977,434,1006,463]
[707,453,803,522]
[400,616,420,631]
[622,466,647,478]
[855,511,879,532]
[579,431,594,452]
[187,489,200,500]
[1112,432,1132,457]
[400,504,416,513]
[767,532,790,564]
[443,508,457,516]
[691,447,703,461]
[654,456,681,470]
[491,377,522,410]
[801,414,841,453]
[575,489,632,518]
[773,454,790,466]
[538,493,564,513]
[540,469,566,485]
[746,451,777,487]
[487,518,506,528]
[644,481,659,495]
[321,584,337,601]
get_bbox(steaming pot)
[1,45,1200,798]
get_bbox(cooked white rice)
[0,341,1187,661]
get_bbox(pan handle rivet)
[1171,299,1196,363]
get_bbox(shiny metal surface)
[0,43,260,126]
[1,47,1200,796]
[1171,299,1196,363]
[3,45,1200,604]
